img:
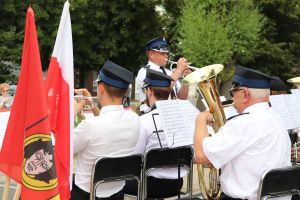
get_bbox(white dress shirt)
[135,61,181,103]
[74,105,140,198]
[134,107,188,179]
[203,102,291,200]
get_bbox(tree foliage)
[177,0,266,76]
[70,0,164,76]
[247,0,300,81]
[0,0,166,86]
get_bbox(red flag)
[45,2,74,199]
[0,7,59,199]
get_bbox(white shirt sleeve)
[203,121,246,169]
[136,68,146,102]
[74,120,92,154]
[134,121,147,154]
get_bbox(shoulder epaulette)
[227,112,250,121]
[143,65,150,69]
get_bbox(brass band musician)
[193,65,291,200]
[71,60,140,200]
[135,37,190,113]
[124,69,188,198]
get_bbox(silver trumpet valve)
[166,59,198,71]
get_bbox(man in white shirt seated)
[72,60,141,200]
[194,65,291,200]
[124,69,189,198]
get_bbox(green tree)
[0,0,65,83]
[177,0,265,74]
[248,0,300,81]
[70,0,165,85]
[0,0,166,86]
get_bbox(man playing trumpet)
[72,60,140,200]
[136,37,190,114]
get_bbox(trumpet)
[166,59,198,71]
[74,96,98,101]
[74,96,98,110]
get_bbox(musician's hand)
[183,68,192,76]
[196,111,214,126]
[74,100,84,117]
[75,88,92,97]
[176,57,189,74]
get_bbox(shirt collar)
[243,102,270,114]
[100,105,124,115]
[147,61,160,71]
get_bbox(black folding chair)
[257,165,300,200]
[143,146,194,199]
[89,154,144,200]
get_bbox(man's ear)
[98,83,104,95]
[147,88,153,97]
[242,89,250,103]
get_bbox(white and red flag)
[45,1,74,199]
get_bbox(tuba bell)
[183,64,225,200]
[287,76,300,89]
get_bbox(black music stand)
[90,154,144,200]
[257,165,300,200]
[143,146,194,199]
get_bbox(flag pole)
[12,184,21,200]
[2,175,10,200]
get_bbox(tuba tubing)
[183,64,225,200]
[197,76,226,200]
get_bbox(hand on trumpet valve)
[176,57,189,73]
[74,88,94,109]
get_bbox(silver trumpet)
[166,59,199,71]
[74,96,98,110]
[74,96,98,101]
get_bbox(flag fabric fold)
[0,7,59,199]
[45,1,74,199]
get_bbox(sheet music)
[156,100,198,147]
[285,93,300,128]
[181,100,200,130]
[269,94,299,130]
[0,111,10,151]
[290,89,300,94]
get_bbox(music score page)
[269,93,300,130]
[156,100,200,147]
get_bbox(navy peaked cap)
[95,60,134,89]
[144,37,169,52]
[144,69,173,87]
[232,65,272,89]
[270,76,287,91]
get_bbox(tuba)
[287,76,300,89]
[183,64,225,200]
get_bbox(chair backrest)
[90,154,144,200]
[257,165,300,200]
[143,146,194,199]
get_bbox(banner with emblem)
[0,7,59,199]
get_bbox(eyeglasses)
[2,90,9,93]
[142,86,148,94]
[229,88,244,97]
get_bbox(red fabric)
[46,57,71,200]
[0,7,59,199]
[44,2,73,199]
